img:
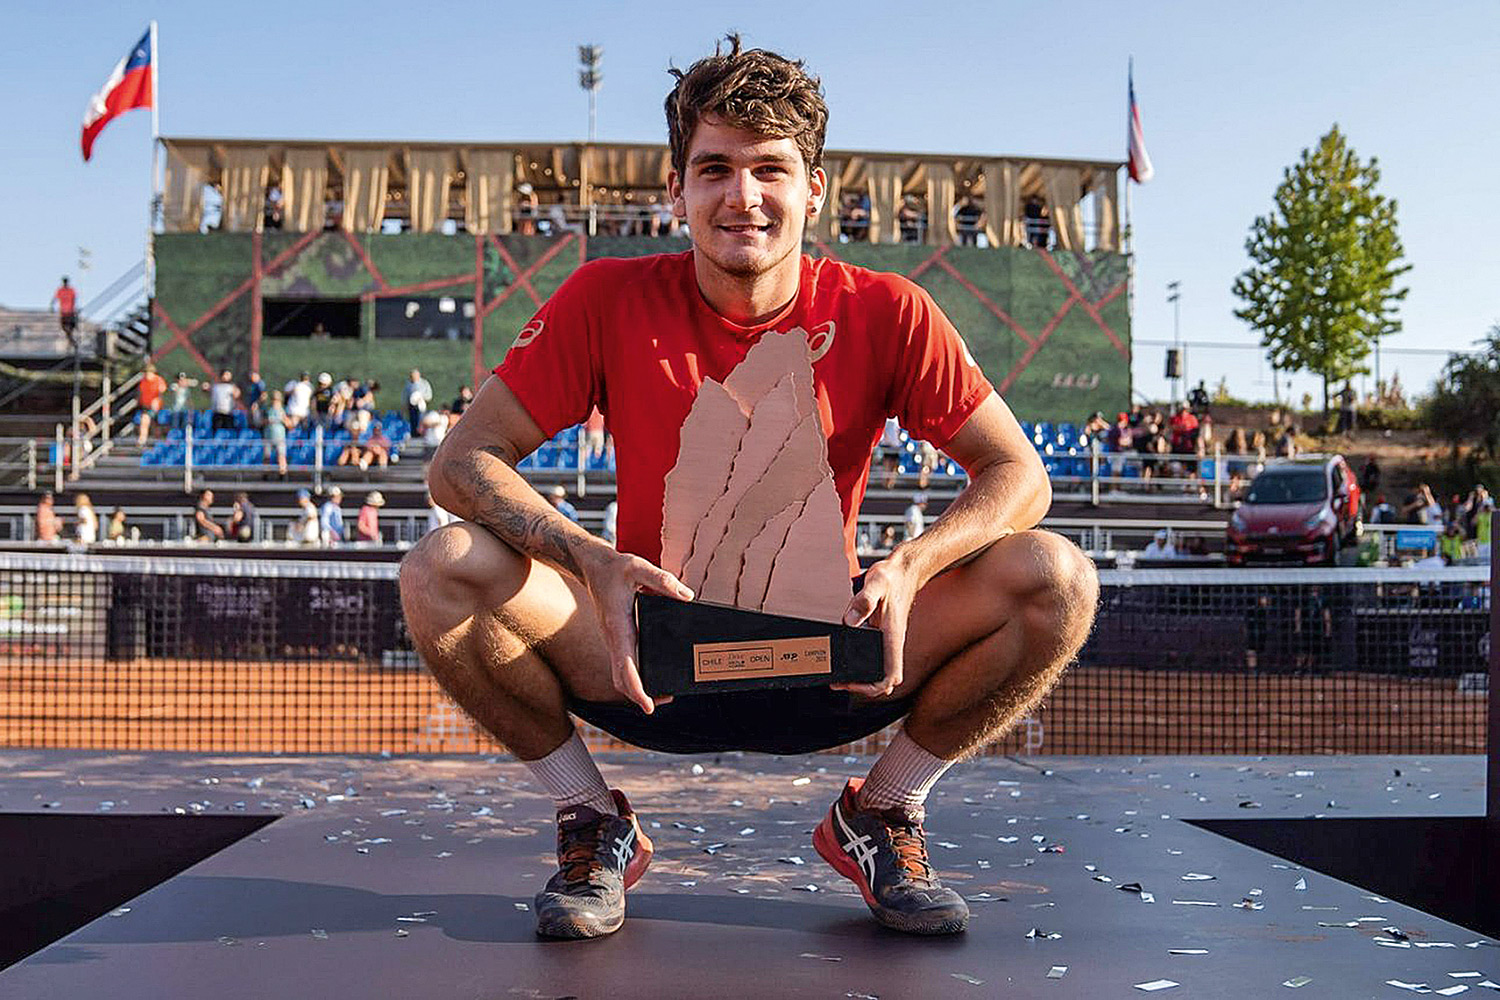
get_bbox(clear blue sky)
[5,0,1496,405]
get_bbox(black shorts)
[569,687,912,755]
[571,571,907,754]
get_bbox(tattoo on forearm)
[445,446,585,579]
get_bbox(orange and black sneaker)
[813,777,969,935]
[534,789,653,939]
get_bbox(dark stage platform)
[0,750,1494,999]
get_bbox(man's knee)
[399,522,526,624]
[1000,530,1099,641]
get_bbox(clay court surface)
[1,657,1484,756]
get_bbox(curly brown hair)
[664,34,828,177]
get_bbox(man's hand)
[580,547,694,715]
[832,556,918,699]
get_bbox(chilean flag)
[1127,61,1154,184]
[81,28,153,162]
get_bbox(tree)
[1425,324,1500,460]
[1232,126,1411,413]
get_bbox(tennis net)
[0,553,1488,756]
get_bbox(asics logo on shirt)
[806,321,836,364]
[513,319,545,348]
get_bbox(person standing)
[209,370,241,434]
[168,372,201,431]
[284,372,314,429]
[136,363,168,446]
[244,371,267,429]
[34,492,63,542]
[405,370,434,431]
[545,485,578,523]
[293,489,321,545]
[319,486,346,545]
[356,491,386,543]
[263,389,290,477]
[73,493,99,544]
[903,491,928,540]
[50,277,78,349]
[192,489,225,541]
[106,508,128,543]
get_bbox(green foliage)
[1423,324,1500,458]
[1232,126,1411,410]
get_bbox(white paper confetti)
[1181,873,1216,881]
[1047,967,1068,979]
[1294,877,1307,891]
[1283,976,1312,988]
[1436,987,1469,997]
[950,974,984,986]
[1134,980,1179,992]
[1385,981,1431,992]
[792,777,811,786]
[1168,949,1208,955]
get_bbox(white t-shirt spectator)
[904,503,925,540]
[210,381,237,415]
[285,379,313,419]
[881,417,903,450]
[1142,533,1178,559]
[420,409,448,447]
[427,501,457,532]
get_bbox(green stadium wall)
[153,232,1130,424]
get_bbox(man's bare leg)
[815,531,1097,934]
[399,522,655,939]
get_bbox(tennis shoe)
[534,789,653,939]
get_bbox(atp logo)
[806,321,836,364]
[512,318,545,348]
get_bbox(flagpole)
[146,20,160,300]
[1124,59,1136,404]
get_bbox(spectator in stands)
[903,492,928,540]
[106,507,128,543]
[354,378,380,414]
[602,500,618,547]
[1271,424,1297,458]
[356,491,386,543]
[839,191,869,242]
[1369,493,1397,524]
[1082,411,1109,442]
[405,369,433,431]
[1400,483,1442,525]
[420,407,450,451]
[1106,411,1135,476]
[1023,196,1050,249]
[1476,497,1493,561]
[426,490,457,533]
[515,183,539,235]
[209,369,241,434]
[364,422,393,470]
[1439,520,1465,563]
[312,372,336,427]
[168,372,201,431]
[546,485,579,523]
[319,486,346,545]
[583,406,606,463]
[293,489,321,545]
[50,276,79,349]
[227,492,257,543]
[263,389,290,477]
[73,493,98,544]
[1168,403,1199,457]
[1188,380,1210,414]
[898,194,923,243]
[451,384,474,416]
[954,198,983,246]
[1140,529,1177,560]
[284,372,314,429]
[328,379,353,430]
[650,198,678,237]
[244,371,266,429]
[193,489,224,541]
[35,492,63,542]
[136,363,167,446]
[879,524,900,551]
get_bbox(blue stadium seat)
[238,428,259,441]
[1200,459,1217,480]
[233,410,247,431]
[166,427,184,441]
[289,443,314,465]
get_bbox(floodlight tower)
[578,45,603,143]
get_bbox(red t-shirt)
[54,286,77,314]
[138,371,167,410]
[494,251,993,572]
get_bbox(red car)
[1226,455,1362,566]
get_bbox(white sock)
[524,731,617,816]
[857,728,954,820]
